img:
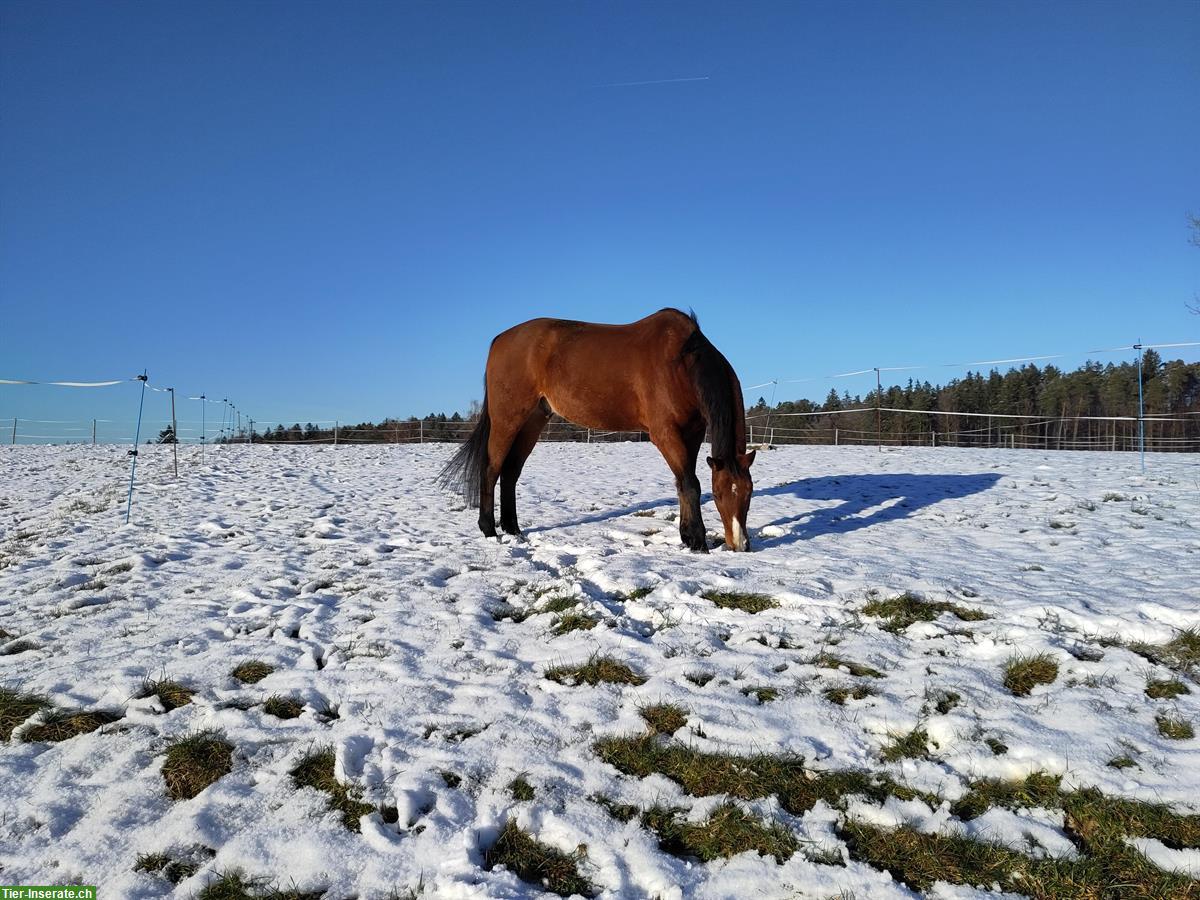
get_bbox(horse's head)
[707,450,756,551]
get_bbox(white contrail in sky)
[601,75,710,88]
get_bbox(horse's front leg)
[651,427,708,553]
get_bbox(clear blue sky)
[2,0,1197,437]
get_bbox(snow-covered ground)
[1,442,1197,898]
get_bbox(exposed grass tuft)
[881,727,930,763]
[484,818,593,898]
[823,683,875,705]
[538,594,578,615]
[231,660,274,684]
[862,592,988,633]
[592,793,639,823]
[639,702,688,735]
[22,708,121,743]
[1108,755,1136,770]
[133,851,200,884]
[847,772,1200,897]
[162,730,234,801]
[615,586,654,602]
[508,775,535,801]
[1128,628,1200,677]
[594,733,933,816]
[930,689,961,715]
[545,653,646,686]
[1156,714,1194,740]
[551,612,599,636]
[640,802,797,863]
[262,695,304,719]
[951,773,1063,820]
[0,687,51,740]
[809,652,884,679]
[701,589,778,614]
[984,737,1008,755]
[1146,677,1191,700]
[194,870,324,900]
[1001,652,1059,696]
[1,639,39,656]
[139,678,194,711]
[741,686,779,704]
[441,770,461,788]
[684,672,714,687]
[290,746,373,830]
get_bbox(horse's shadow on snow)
[753,472,1002,547]
[528,472,1001,544]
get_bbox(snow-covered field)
[1,442,1197,899]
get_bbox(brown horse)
[439,308,755,552]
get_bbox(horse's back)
[485,309,701,430]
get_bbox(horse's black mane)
[675,309,739,463]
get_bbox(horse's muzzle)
[730,520,751,551]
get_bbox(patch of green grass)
[741,686,779,704]
[1146,678,1190,700]
[139,677,194,711]
[701,589,778,614]
[640,802,797,863]
[484,818,594,898]
[849,772,1200,898]
[639,702,688,735]
[809,652,884,679]
[551,612,599,636]
[262,695,304,719]
[21,708,121,743]
[594,733,933,816]
[0,687,51,740]
[163,730,234,801]
[195,870,324,900]
[1156,714,1194,740]
[290,747,373,830]
[862,592,988,633]
[133,851,200,885]
[1108,755,1136,770]
[1128,628,1200,677]
[544,653,646,686]
[231,660,274,684]
[881,727,930,763]
[508,775,535,801]
[823,683,875,705]
[1001,652,1059,696]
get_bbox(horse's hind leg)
[500,402,551,535]
[479,395,540,538]
[651,424,709,553]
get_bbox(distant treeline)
[748,351,1200,447]
[214,353,1200,449]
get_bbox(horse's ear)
[739,450,757,469]
[706,456,724,471]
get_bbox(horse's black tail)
[438,394,490,508]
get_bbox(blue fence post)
[125,371,149,524]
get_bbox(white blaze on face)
[730,518,748,551]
